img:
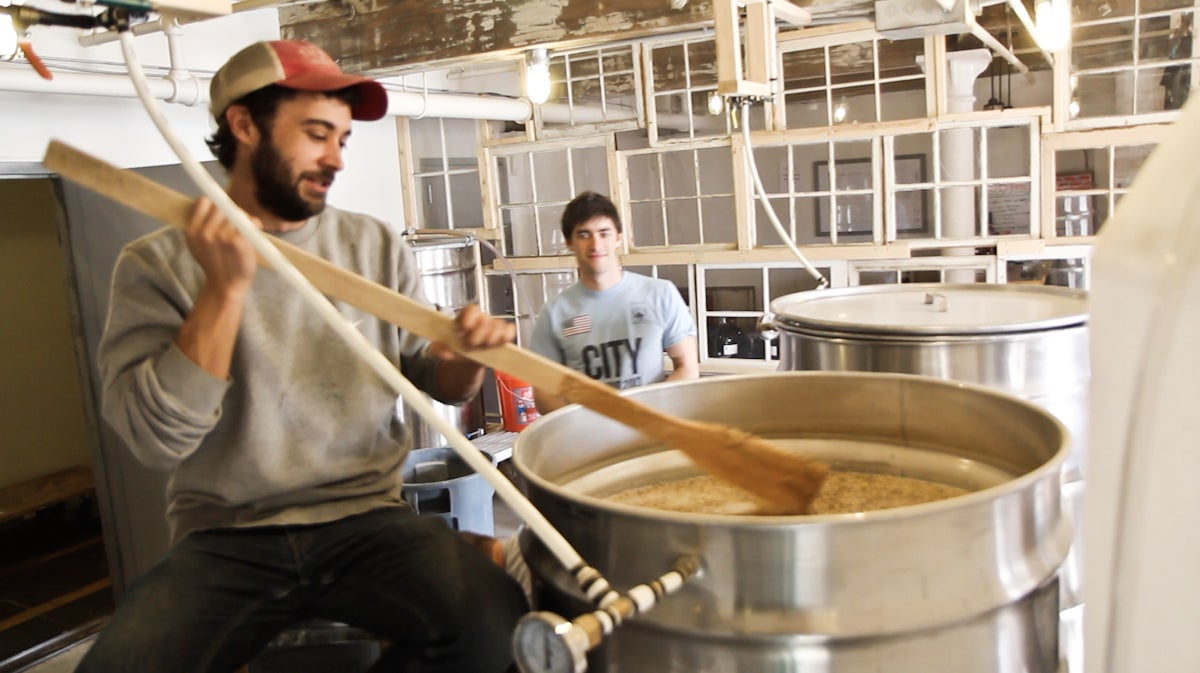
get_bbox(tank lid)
[770,283,1087,336]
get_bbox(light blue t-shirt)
[530,271,696,389]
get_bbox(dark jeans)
[76,507,528,673]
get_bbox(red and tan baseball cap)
[209,40,388,121]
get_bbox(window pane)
[688,41,719,87]
[536,205,568,255]
[651,44,686,92]
[896,187,931,237]
[939,128,981,181]
[609,88,640,121]
[417,175,448,229]
[665,198,701,244]
[769,266,825,298]
[800,194,831,243]
[792,144,830,190]
[859,270,899,285]
[895,133,933,178]
[1134,66,1170,113]
[697,146,733,194]
[1114,144,1155,187]
[936,184,980,236]
[701,196,737,244]
[544,58,568,107]
[833,84,876,124]
[1056,194,1097,236]
[662,151,699,198]
[828,42,875,86]
[1055,149,1094,181]
[755,195,798,245]
[571,146,610,196]
[879,78,927,121]
[1139,15,1181,63]
[503,205,538,256]
[781,47,826,92]
[441,119,479,157]
[602,48,635,74]
[1077,72,1128,117]
[987,184,1031,236]
[533,150,572,201]
[627,154,663,200]
[986,126,1031,179]
[570,52,600,79]
[655,92,691,136]
[448,172,483,229]
[1073,20,1135,70]
[754,145,789,194]
[784,90,831,128]
[1044,259,1087,289]
[496,154,535,205]
[630,201,666,246]
[571,78,602,110]
[877,38,925,79]
[410,117,443,161]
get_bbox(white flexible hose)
[117,32,586,573]
[739,99,827,287]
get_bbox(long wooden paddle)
[44,139,828,514]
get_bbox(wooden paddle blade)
[668,421,829,515]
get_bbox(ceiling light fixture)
[1035,0,1071,51]
[833,101,848,124]
[706,91,724,116]
[0,11,18,57]
[525,47,551,105]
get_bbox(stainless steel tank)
[768,283,1088,665]
[400,231,485,448]
[514,372,1071,673]
[768,284,1088,476]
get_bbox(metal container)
[514,372,1071,673]
[400,231,485,447]
[768,283,1088,478]
[768,282,1089,660]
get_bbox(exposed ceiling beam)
[278,0,874,77]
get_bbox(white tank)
[1085,96,1200,671]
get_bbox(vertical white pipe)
[940,49,991,282]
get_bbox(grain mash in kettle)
[513,372,1072,673]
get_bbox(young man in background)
[530,191,699,414]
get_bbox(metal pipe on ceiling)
[0,64,538,121]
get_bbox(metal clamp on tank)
[513,555,701,673]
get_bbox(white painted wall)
[0,8,405,227]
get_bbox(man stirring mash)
[77,40,527,672]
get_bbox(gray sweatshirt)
[99,206,447,542]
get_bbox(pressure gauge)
[512,611,590,673]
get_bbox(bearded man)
[77,40,526,673]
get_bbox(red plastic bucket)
[496,371,540,432]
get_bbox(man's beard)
[251,139,333,223]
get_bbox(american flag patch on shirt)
[562,314,592,337]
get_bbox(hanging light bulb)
[0,11,18,58]
[525,48,551,105]
[706,90,724,116]
[1068,98,1081,119]
[1035,0,1071,51]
